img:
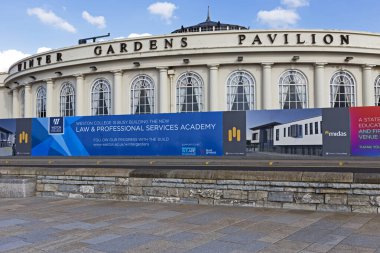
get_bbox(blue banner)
[31,112,223,156]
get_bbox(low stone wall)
[1,167,380,213]
[0,176,36,198]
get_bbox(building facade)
[2,20,380,119]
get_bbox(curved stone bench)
[0,176,36,198]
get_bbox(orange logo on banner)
[19,131,28,144]
[228,127,241,142]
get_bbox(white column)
[158,67,169,113]
[46,79,54,117]
[24,85,32,118]
[362,65,374,106]
[209,65,219,111]
[314,63,326,108]
[12,89,19,118]
[168,71,175,113]
[113,70,123,115]
[262,63,273,109]
[75,75,85,116]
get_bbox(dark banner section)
[0,118,32,156]
[350,107,380,156]
[322,108,351,156]
[223,111,246,156]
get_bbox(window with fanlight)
[36,86,46,118]
[176,72,203,112]
[227,70,255,111]
[330,70,356,107]
[91,78,111,115]
[60,82,75,116]
[131,75,155,114]
[375,75,380,106]
[279,70,308,109]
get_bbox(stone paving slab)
[0,197,380,252]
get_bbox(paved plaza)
[0,198,380,253]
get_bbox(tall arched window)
[36,86,47,118]
[279,70,308,109]
[20,89,25,118]
[227,70,255,111]
[176,72,203,112]
[330,70,356,107]
[375,75,380,106]
[91,78,111,115]
[131,75,155,114]
[60,82,75,116]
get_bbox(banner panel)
[246,109,323,157]
[31,112,223,156]
[223,111,246,156]
[0,119,16,156]
[350,107,380,156]
[322,108,350,156]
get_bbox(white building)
[274,116,323,155]
[274,116,322,146]
[1,16,380,119]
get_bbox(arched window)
[131,75,155,114]
[60,82,75,116]
[91,78,111,115]
[279,70,308,109]
[330,70,356,107]
[36,86,47,118]
[375,75,380,106]
[20,89,25,118]
[227,70,255,111]
[176,72,203,112]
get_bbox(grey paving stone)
[54,221,109,230]
[88,233,161,253]
[308,219,344,230]
[218,231,265,244]
[17,227,60,243]
[216,225,242,234]
[332,227,355,236]
[0,240,31,252]
[81,234,121,245]
[286,228,334,243]
[182,212,226,225]
[341,234,380,248]
[0,218,28,228]
[240,240,271,252]
[166,231,201,242]
[267,214,303,224]
[151,210,182,220]
[184,240,243,253]
[135,221,165,230]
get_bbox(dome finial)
[206,6,211,22]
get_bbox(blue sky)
[1,0,380,72]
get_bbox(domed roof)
[172,7,248,34]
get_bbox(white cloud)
[36,47,52,54]
[27,7,76,33]
[127,33,152,38]
[257,8,299,28]
[82,11,106,29]
[281,0,310,8]
[147,2,177,24]
[0,50,30,72]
